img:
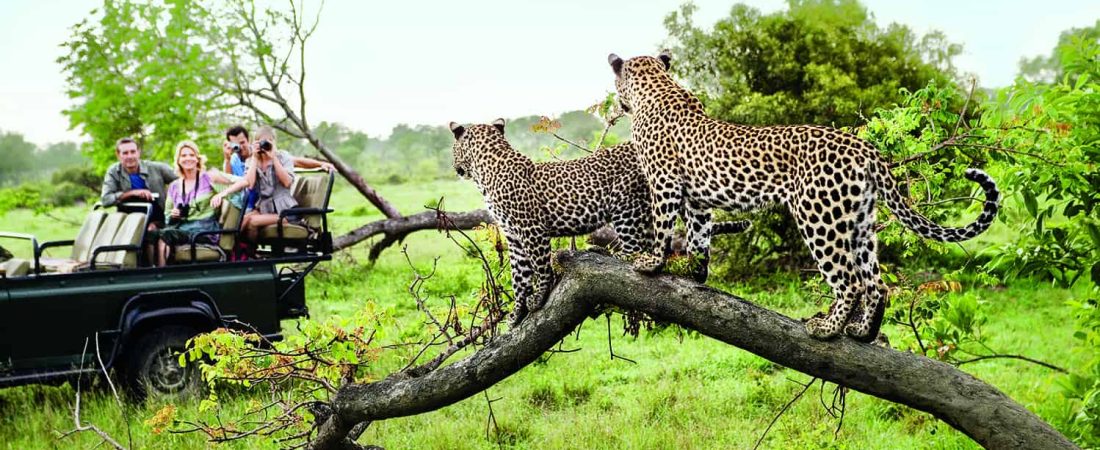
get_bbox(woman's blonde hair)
[255,126,276,143]
[173,140,207,177]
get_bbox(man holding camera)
[222,125,335,173]
[213,126,305,251]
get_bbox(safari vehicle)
[0,170,334,397]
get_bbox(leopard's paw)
[507,302,529,329]
[804,316,842,340]
[631,253,664,274]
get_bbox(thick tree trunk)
[308,251,1076,450]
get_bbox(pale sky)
[0,0,1097,146]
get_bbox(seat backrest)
[217,200,243,252]
[87,212,125,263]
[291,173,332,229]
[106,212,147,267]
[4,258,30,277]
[72,211,106,261]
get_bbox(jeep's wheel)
[124,326,203,398]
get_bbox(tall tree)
[0,131,37,186]
[58,0,227,170]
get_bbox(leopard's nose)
[456,167,467,177]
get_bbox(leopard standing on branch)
[605,51,1000,342]
[449,119,749,325]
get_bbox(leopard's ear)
[449,122,465,140]
[657,49,671,71]
[491,118,506,135]
[608,53,624,76]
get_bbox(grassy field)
[0,177,1091,449]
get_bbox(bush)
[48,181,95,206]
[1061,297,1100,447]
[51,165,100,193]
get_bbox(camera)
[230,143,241,153]
[178,204,190,220]
[258,140,273,152]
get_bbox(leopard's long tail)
[871,160,1000,242]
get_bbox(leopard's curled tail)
[871,161,1000,242]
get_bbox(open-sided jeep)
[0,170,334,397]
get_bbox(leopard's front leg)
[634,171,681,275]
[528,235,554,312]
[504,234,535,327]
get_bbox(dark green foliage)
[50,166,100,194]
[664,0,960,128]
[983,32,1099,288]
[1061,297,1100,447]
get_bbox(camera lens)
[259,140,273,151]
[230,143,241,153]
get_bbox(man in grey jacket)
[100,137,178,229]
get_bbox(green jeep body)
[0,171,334,396]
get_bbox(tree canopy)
[663,0,961,128]
[57,0,226,171]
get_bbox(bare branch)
[56,339,128,450]
[551,133,592,153]
[754,377,816,450]
[955,354,1068,374]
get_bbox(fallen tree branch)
[307,251,1077,450]
[332,209,494,256]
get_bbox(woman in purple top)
[154,141,236,266]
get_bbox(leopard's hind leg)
[504,229,551,327]
[610,196,655,258]
[844,194,889,342]
[634,168,682,274]
[683,202,713,283]
[794,183,867,340]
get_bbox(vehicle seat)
[98,211,147,268]
[42,211,122,274]
[257,171,333,255]
[72,211,107,262]
[2,258,31,277]
[172,200,243,263]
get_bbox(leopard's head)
[449,118,508,180]
[608,50,672,114]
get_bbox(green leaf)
[1022,190,1039,217]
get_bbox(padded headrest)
[292,174,329,228]
[106,212,147,267]
[218,201,242,252]
[73,211,107,261]
[89,212,126,261]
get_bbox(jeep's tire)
[123,326,203,398]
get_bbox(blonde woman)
[154,141,235,266]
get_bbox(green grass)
[0,177,1091,449]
